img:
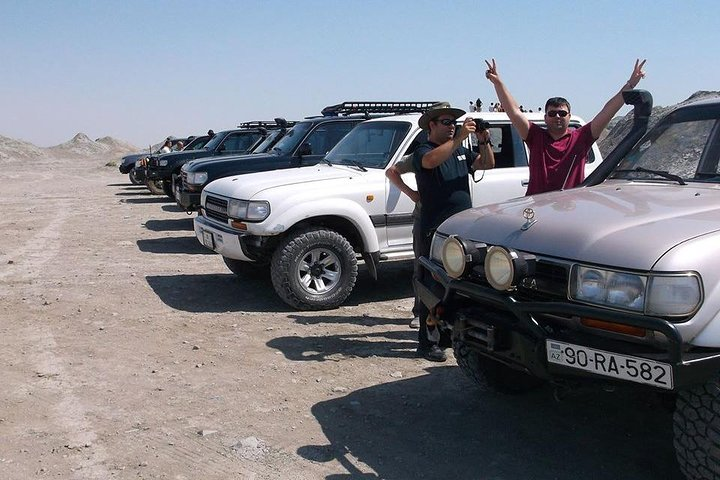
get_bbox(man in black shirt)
[412,102,495,361]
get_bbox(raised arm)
[421,118,475,169]
[590,59,646,140]
[485,59,531,139]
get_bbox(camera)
[474,118,491,131]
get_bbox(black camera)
[474,118,491,131]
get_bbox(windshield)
[610,112,720,183]
[253,129,283,153]
[184,136,210,150]
[324,121,412,169]
[203,132,226,151]
[271,122,312,155]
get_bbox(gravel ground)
[0,155,684,479]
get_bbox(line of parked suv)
[120,94,720,480]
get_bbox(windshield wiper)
[322,157,333,166]
[615,167,686,185]
[336,159,367,172]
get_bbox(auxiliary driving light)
[440,236,486,279]
[484,246,535,291]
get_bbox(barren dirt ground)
[0,156,684,479]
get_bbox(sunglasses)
[435,118,456,126]
[547,110,569,118]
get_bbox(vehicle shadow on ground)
[302,367,683,480]
[115,190,153,197]
[343,261,414,306]
[145,273,289,313]
[144,218,194,232]
[137,236,212,254]
[107,183,140,187]
[267,328,416,361]
[123,197,173,204]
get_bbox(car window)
[302,121,357,156]
[468,124,527,168]
[325,121,412,168]
[272,122,312,156]
[221,132,263,153]
[611,118,719,181]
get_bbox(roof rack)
[321,101,441,117]
[237,119,295,129]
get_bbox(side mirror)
[298,143,312,156]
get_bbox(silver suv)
[416,91,720,480]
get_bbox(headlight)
[440,235,487,279]
[186,172,208,185]
[430,233,447,263]
[227,199,270,221]
[485,247,514,290]
[159,159,168,166]
[484,246,534,291]
[570,266,701,316]
[646,275,701,316]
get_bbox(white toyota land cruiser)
[194,108,601,310]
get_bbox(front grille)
[516,260,570,301]
[204,195,229,223]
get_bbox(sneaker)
[409,316,420,329]
[416,344,447,362]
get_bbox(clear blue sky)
[2,0,717,148]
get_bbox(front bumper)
[417,256,720,391]
[194,215,253,261]
[173,177,201,211]
[146,166,172,181]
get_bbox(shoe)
[416,344,447,362]
[409,316,420,329]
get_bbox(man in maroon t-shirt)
[484,58,646,195]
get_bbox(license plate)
[546,340,673,390]
[202,230,215,249]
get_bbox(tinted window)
[271,122,313,155]
[303,121,357,156]
[221,132,262,153]
[325,121,412,168]
[252,129,283,153]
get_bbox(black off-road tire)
[129,169,142,185]
[270,228,357,310]
[674,381,720,480]
[145,180,165,195]
[454,339,544,394]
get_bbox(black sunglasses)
[435,118,456,126]
[547,110,569,118]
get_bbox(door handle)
[521,179,529,187]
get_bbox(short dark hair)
[545,97,571,112]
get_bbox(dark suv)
[144,121,286,198]
[176,102,440,211]
[119,136,206,185]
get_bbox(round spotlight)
[485,246,515,291]
[441,236,467,278]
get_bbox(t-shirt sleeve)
[395,155,414,175]
[525,122,541,146]
[413,143,433,172]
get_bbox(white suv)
[194,111,602,310]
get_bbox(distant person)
[173,140,185,151]
[412,102,495,361]
[159,139,172,154]
[468,100,476,112]
[207,129,216,139]
[485,57,646,195]
[475,98,482,112]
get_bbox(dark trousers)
[415,228,451,350]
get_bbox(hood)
[184,152,269,172]
[205,164,366,199]
[440,181,720,270]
